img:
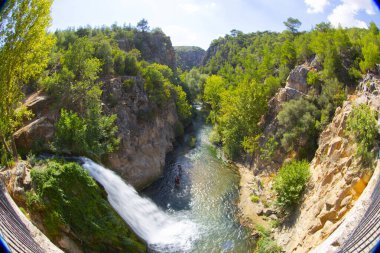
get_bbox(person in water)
[175,175,180,186]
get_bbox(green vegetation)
[274,160,310,208]
[38,22,192,158]
[198,19,380,161]
[175,46,206,71]
[250,194,260,203]
[27,160,145,253]
[346,104,379,165]
[254,225,282,253]
[0,0,54,163]
[54,109,119,159]
[277,98,320,158]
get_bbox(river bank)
[236,163,265,231]
[236,162,282,236]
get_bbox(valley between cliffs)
[237,73,380,253]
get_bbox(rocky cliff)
[101,76,178,189]
[174,46,206,71]
[253,65,311,174]
[275,73,380,252]
[14,76,180,190]
[118,29,177,71]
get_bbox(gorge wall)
[174,46,206,71]
[101,76,179,189]
[275,74,380,252]
[14,76,180,190]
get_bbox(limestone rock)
[285,65,310,94]
[275,74,380,253]
[101,76,179,190]
[14,76,181,190]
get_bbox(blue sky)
[51,0,380,49]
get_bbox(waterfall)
[80,157,198,251]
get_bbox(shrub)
[254,225,282,253]
[274,160,310,208]
[54,109,88,154]
[306,71,320,86]
[255,236,283,253]
[346,104,379,165]
[250,194,260,203]
[277,98,320,158]
[54,109,119,159]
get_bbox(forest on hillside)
[1,1,380,252]
[181,19,380,162]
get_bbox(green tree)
[0,0,54,161]
[283,17,302,33]
[219,80,269,158]
[369,22,379,35]
[137,19,149,32]
[95,39,114,75]
[113,50,126,75]
[346,104,379,165]
[359,42,380,73]
[203,75,226,113]
[54,109,119,159]
[277,98,320,158]
[274,160,310,208]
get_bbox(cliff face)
[118,29,177,71]
[101,76,178,189]
[14,76,179,190]
[275,74,380,252]
[174,46,206,71]
[253,65,311,174]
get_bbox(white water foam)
[80,158,198,252]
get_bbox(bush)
[255,236,283,253]
[277,98,320,158]
[254,225,282,253]
[54,109,88,154]
[274,160,310,208]
[28,160,145,252]
[54,109,119,159]
[346,104,379,165]
[250,194,260,203]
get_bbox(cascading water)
[80,157,198,252]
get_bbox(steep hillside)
[174,46,206,70]
[275,74,380,252]
[101,76,179,189]
[14,77,181,190]
[11,24,192,190]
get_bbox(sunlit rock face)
[275,73,380,253]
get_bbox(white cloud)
[304,0,330,13]
[328,0,375,28]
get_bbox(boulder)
[285,65,310,94]
[14,117,55,153]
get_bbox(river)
[81,115,255,252]
[142,116,255,252]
